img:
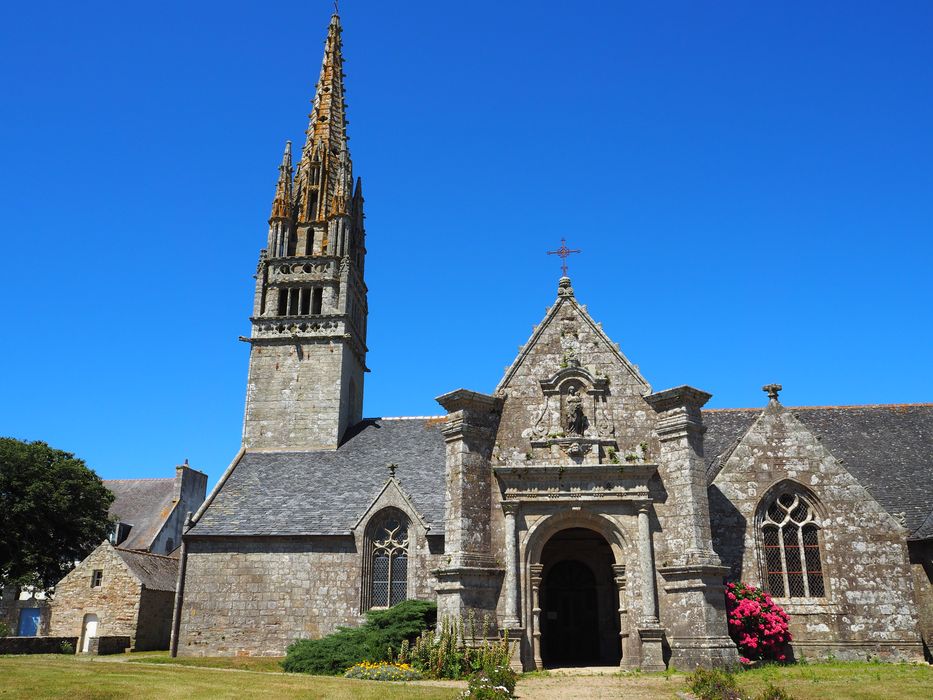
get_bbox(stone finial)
[387,462,397,478]
[557,276,574,298]
[762,383,782,402]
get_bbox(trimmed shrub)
[725,582,791,663]
[344,661,422,681]
[282,599,436,675]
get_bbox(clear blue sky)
[2,1,931,486]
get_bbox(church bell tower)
[242,10,367,451]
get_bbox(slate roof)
[105,478,177,550]
[114,548,179,592]
[705,404,933,539]
[190,418,447,537]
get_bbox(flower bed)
[725,582,791,663]
[344,661,422,681]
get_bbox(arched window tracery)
[760,491,825,598]
[362,509,410,610]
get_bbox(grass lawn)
[0,654,461,699]
[0,654,929,699]
[737,660,933,700]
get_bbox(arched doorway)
[80,613,98,653]
[540,528,621,667]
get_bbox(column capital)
[501,500,519,516]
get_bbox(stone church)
[172,12,932,669]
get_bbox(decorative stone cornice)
[494,463,656,502]
[436,389,503,414]
[644,385,711,413]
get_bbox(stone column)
[636,505,666,671]
[645,385,739,668]
[530,563,544,670]
[502,501,520,629]
[637,506,658,625]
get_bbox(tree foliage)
[0,438,114,592]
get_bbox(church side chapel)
[172,11,932,668]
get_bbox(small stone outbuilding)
[49,542,178,652]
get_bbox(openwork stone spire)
[269,140,293,221]
[294,10,353,225]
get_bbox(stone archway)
[522,511,632,670]
[540,528,620,667]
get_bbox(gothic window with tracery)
[760,491,825,598]
[363,510,410,610]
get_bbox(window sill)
[772,599,840,615]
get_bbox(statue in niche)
[564,386,587,436]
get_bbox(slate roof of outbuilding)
[104,478,177,550]
[114,548,179,592]
[190,418,447,537]
[705,404,933,539]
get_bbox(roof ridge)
[104,477,174,482]
[114,548,177,560]
[706,402,933,413]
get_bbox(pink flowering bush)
[725,582,791,663]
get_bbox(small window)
[91,570,103,588]
[299,288,311,315]
[311,288,323,315]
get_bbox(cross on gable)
[546,238,581,277]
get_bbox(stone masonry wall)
[49,543,142,645]
[710,404,924,661]
[135,588,174,651]
[178,535,444,656]
[242,340,363,451]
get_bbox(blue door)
[17,608,41,636]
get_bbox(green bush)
[756,682,796,700]
[686,667,741,700]
[282,599,436,675]
[0,622,11,638]
[59,641,75,655]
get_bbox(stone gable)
[493,279,656,468]
[709,400,923,660]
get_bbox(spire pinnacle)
[294,9,352,224]
[269,140,293,220]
